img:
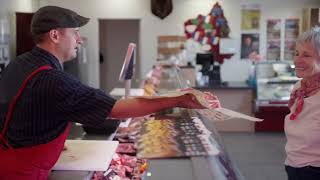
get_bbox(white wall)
[32,0,320,87]
[0,0,34,12]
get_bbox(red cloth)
[288,73,320,120]
[0,65,71,180]
[0,124,70,180]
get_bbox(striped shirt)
[0,47,116,148]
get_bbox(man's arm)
[109,94,204,119]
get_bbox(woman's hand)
[204,91,221,108]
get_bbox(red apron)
[0,65,71,180]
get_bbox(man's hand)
[177,89,221,109]
[110,89,221,118]
[178,93,206,109]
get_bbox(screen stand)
[124,79,131,99]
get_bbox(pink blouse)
[285,81,320,167]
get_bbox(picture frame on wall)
[267,19,281,39]
[285,19,300,39]
[267,40,281,60]
[284,40,297,60]
[284,18,299,60]
[266,19,281,60]
[241,33,259,59]
[241,4,261,31]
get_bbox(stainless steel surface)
[49,171,93,180]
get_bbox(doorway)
[99,19,140,94]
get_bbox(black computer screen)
[196,53,213,65]
[196,53,214,75]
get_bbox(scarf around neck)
[288,73,320,120]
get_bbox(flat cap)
[31,6,89,35]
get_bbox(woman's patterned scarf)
[288,73,320,120]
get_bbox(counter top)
[195,81,253,90]
[49,124,116,180]
[256,100,289,107]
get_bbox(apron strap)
[0,65,52,149]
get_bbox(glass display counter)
[142,65,245,180]
[254,61,299,131]
[255,61,299,102]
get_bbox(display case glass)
[146,65,245,180]
[255,61,300,102]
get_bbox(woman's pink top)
[285,81,320,167]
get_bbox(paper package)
[138,88,263,122]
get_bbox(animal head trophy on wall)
[184,2,232,64]
[151,0,173,19]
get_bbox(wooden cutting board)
[53,140,118,171]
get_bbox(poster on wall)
[284,40,297,60]
[284,19,299,60]
[241,33,259,59]
[267,19,281,60]
[267,19,281,39]
[285,19,299,39]
[267,40,281,60]
[241,4,261,31]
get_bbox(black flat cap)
[31,6,90,35]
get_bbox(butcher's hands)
[177,88,221,109]
[178,93,206,109]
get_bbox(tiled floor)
[220,132,287,180]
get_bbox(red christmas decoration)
[184,3,232,64]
